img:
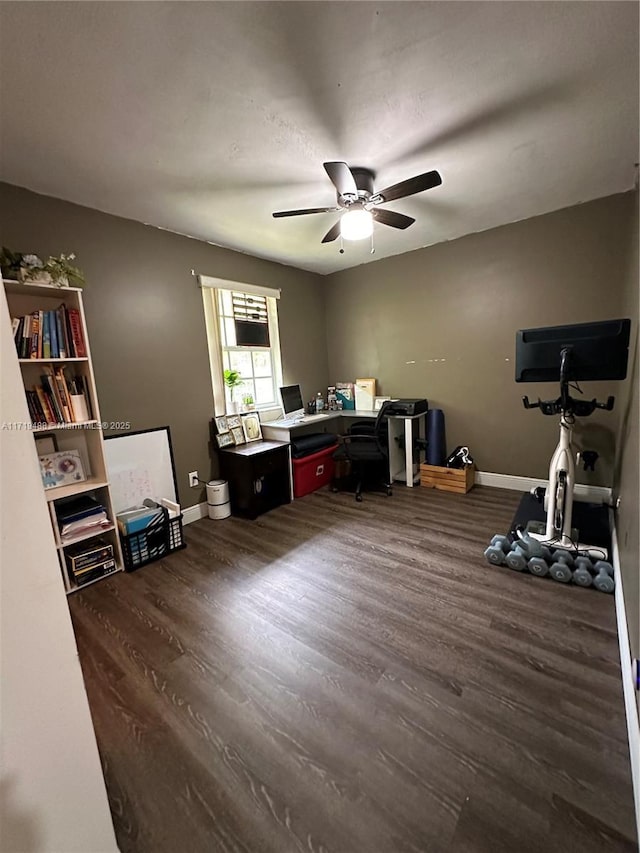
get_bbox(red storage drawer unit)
[292,443,339,498]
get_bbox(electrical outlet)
[188,471,199,488]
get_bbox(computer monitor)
[280,384,305,419]
[515,319,631,383]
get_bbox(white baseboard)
[182,502,208,525]
[610,514,640,845]
[474,471,612,504]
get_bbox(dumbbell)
[549,549,574,584]
[512,532,545,558]
[505,547,527,572]
[490,535,511,552]
[572,556,593,588]
[527,556,549,577]
[484,534,511,566]
[593,561,615,594]
[539,545,552,562]
[484,544,506,566]
[551,549,574,567]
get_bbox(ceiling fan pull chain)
[370,232,375,255]
[339,234,345,254]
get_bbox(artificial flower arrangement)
[0,246,86,288]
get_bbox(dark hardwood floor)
[69,485,637,853]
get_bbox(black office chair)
[332,401,394,502]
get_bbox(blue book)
[42,311,51,359]
[49,310,59,358]
[55,309,66,358]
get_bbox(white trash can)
[206,479,231,519]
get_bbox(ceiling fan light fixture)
[340,209,373,241]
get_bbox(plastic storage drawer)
[292,443,339,498]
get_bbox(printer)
[388,398,428,416]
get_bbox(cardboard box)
[420,463,475,494]
[354,378,376,411]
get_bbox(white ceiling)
[0,2,638,275]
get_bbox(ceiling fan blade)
[323,162,358,197]
[372,209,415,230]
[272,206,340,218]
[376,170,442,203]
[321,220,342,243]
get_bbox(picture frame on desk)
[226,414,242,429]
[216,432,234,449]
[241,412,262,443]
[214,415,229,434]
[230,426,245,445]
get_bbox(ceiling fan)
[272,161,442,244]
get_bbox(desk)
[260,416,339,499]
[261,410,426,497]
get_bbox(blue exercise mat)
[426,408,447,466]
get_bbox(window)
[200,276,283,415]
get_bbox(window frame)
[200,276,283,417]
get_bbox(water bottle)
[315,392,324,412]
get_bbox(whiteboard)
[104,426,178,513]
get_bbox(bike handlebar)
[596,396,615,411]
[522,396,539,410]
[522,394,615,416]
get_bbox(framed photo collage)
[214,412,263,449]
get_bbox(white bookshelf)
[3,278,124,594]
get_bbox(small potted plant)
[223,369,244,414]
[42,253,85,288]
[242,393,256,412]
[0,247,86,288]
[20,254,51,284]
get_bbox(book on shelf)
[42,310,51,359]
[12,303,86,360]
[50,309,58,359]
[26,366,91,427]
[67,308,86,357]
[17,315,30,358]
[56,494,103,524]
[25,390,47,425]
[55,308,67,358]
[64,537,114,573]
[29,311,40,359]
[72,558,117,587]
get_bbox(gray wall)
[0,182,329,505]
[324,192,636,485]
[614,191,639,665]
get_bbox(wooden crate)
[420,463,475,494]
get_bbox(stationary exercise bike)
[522,345,614,551]
[484,318,631,593]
